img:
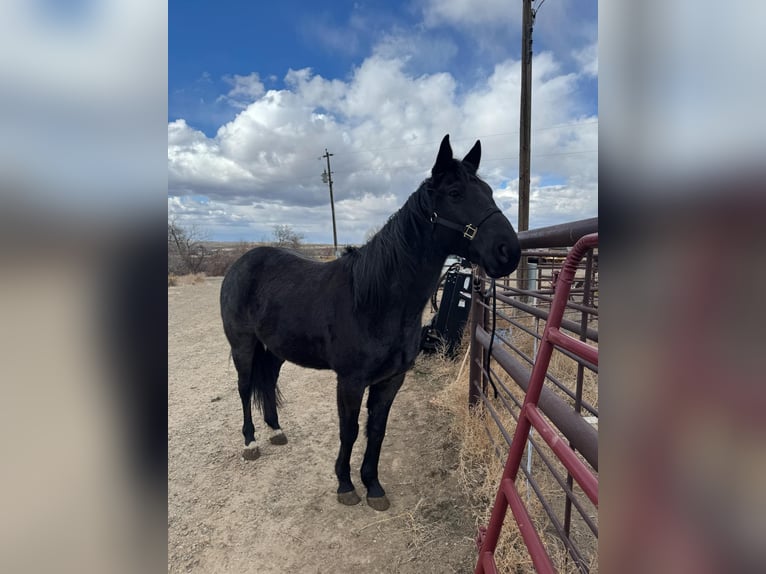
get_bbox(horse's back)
[222,246,326,317]
[220,246,350,369]
[223,246,320,288]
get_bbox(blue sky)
[169,0,598,243]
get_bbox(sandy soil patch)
[169,278,478,573]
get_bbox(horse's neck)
[399,232,445,314]
[367,198,446,315]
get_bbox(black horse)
[220,135,520,511]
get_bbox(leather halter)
[430,207,501,241]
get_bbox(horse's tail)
[250,345,283,413]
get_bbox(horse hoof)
[242,444,261,460]
[269,430,288,445]
[337,491,361,506]
[366,495,390,512]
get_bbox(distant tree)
[203,240,254,277]
[272,224,304,250]
[168,219,209,274]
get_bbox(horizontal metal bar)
[548,328,599,367]
[475,326,599,470]
[478,306,599,376]
[550,342,599,377]
[526,405,599,506]
[518,217,598,249]
[523,249,580,258]
[495,291,599,342]
[500,285,599,316]
[477,302,599,374]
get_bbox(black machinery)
[420,258,473,358]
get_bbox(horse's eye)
[448,186,461,197]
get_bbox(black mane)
[342,180,435,310]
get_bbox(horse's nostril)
[497,243,509,262]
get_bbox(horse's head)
[427,134,521,278]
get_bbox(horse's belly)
[285,354,331,370]
[335,334,420,383]
[262,332,331,370]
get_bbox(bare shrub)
[168,219,209,275]
[272,224,304,250]
[202,241,254,276]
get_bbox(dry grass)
[424,311,598,573]
[495,309,599,414]
[354,495,472,573]
[168,272,207,287]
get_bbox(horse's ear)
[432,134,453,176]
[462,140,481,173]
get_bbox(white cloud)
[574,42,598,77]
[420,0,520,29]
[168,119,257,193]
[169,48,597,243]
[494,175,596,230]
[218,73,266,108]
[373,29,459,73]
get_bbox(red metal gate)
[474,233,599,573]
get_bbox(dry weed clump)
[168,272,207,287]
[427,319,598,573]
[428,352,537,573]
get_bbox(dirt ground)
[168,277,479,573]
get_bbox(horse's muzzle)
[481,234,521,279]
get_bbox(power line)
[483,149,598,162]
[327,150,597,177]
[332,119,599,158]
[172,147,597,189]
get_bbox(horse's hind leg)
[259,350,288,445]
[230,333,261,460]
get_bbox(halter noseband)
[430,208,501,241]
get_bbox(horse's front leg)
[361,373,405,511]
[335,381,365,506]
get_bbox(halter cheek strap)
[430,208,501,241]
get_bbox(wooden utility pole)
[518,0,534,296]
[518,0,533,234]
[321,149,339,257]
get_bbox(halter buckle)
[463,224,477,240]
